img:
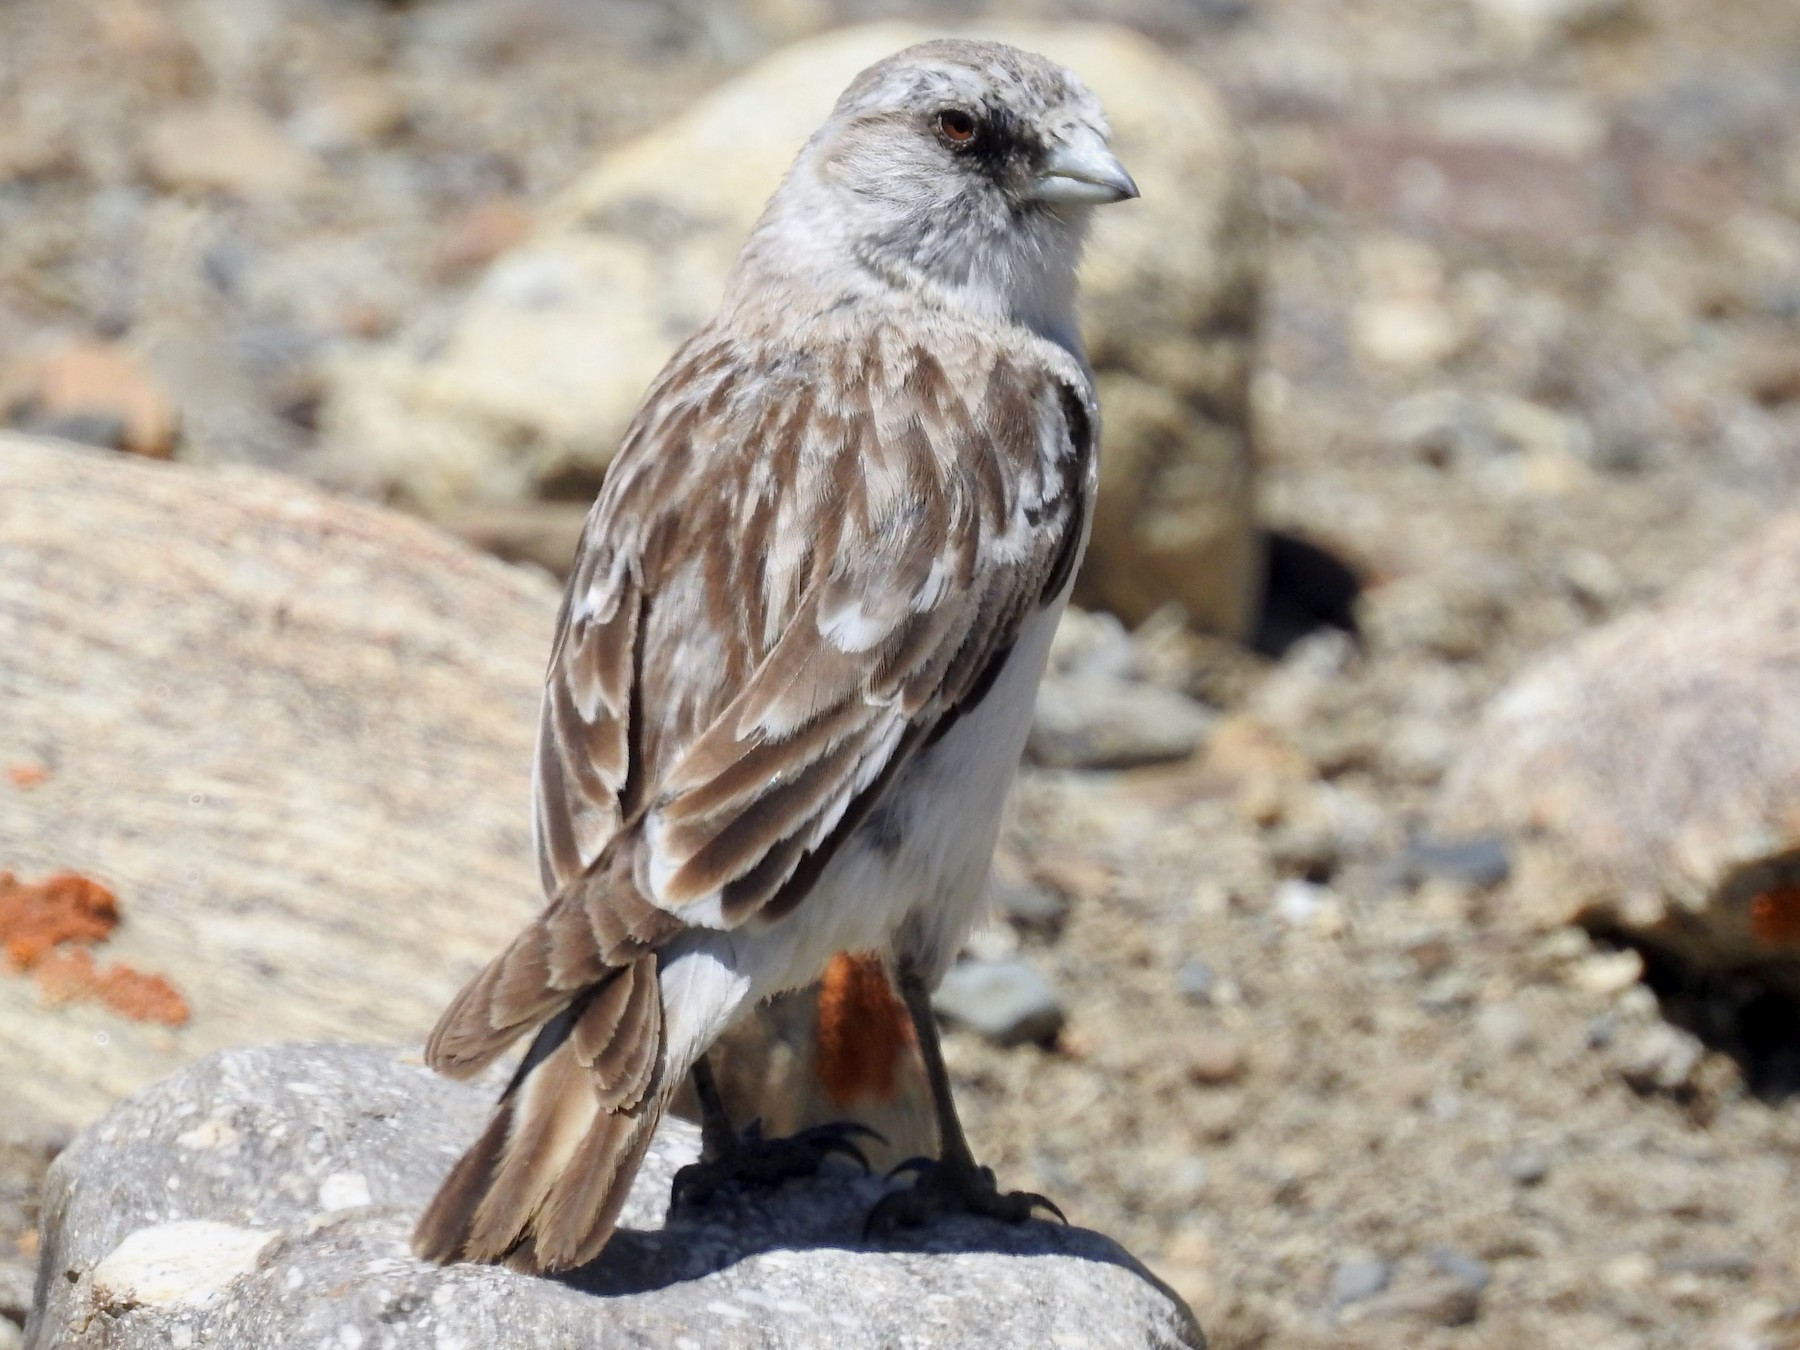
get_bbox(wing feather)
[531,325,1095,939]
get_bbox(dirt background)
[3,0,1800,1346]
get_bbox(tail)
[413,949,668,1272]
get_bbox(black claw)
[669,1117,884,1211]
[861,1156,1067,1238]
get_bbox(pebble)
[1176,958,1218,1004]
[1474,1001,1535,1059]
[988,876,1069,936]
[1616,1023,1705,1095]
[1391,833,1513,889]
[932,959,1066,1048]
[1027,673,1217,770]
[1274,879,1334,928]
[141,102,319,197]
[1503,1148,1551,1186]
[1428,1247,1492,1293]
[1186,1033,1247,1085]
[1569,947,1645,995]
[1329,1253,1393,1307]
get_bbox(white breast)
[737,598,1066,999]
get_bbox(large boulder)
[27,1043,1205,1349]
[1436,511,1800,994]
[320,22,1265,638]
[0,434,555,1127]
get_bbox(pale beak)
[1027,128,1139,206]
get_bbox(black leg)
[865,964,1065,1236]
[896,968,978,1172]
[669,1053,883,1208]
[688,1054,739,1161]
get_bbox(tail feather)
[426,850,678,1081]
[413,952,667,1273]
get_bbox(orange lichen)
[6,763,49,789]
[1,868,189,1025]
[0,870,119,968]
[32,947,190,1026]
[1748,887,1800,948]
[814,952,915,1108]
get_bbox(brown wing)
[533,325,1096,934]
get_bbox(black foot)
[864,1155,1066,1237]
[670,1120,883,1207]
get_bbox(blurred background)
[3,0,1800,1346]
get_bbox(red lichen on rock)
[1,869,190,1024]
[0,870,119,968]
[1748,887,1800,948]
[32,948,190,1026]
[6,763,49,789]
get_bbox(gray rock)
[1176,959,1219,1004]
[1389,833,1513,890]
[28,1044,1203,1349]
[1503,1148,1551,1187]
[1437,510,1800,998]
[933,959,1068,1047]
[1029,673,1217,770]
[990,876,1071,936]
[1329,1253,1392,1307]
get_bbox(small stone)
[1274,879,1335,928]
[1428,1247,1492,1294]
[0,1318,20,1350]
[141,103,318,197]
[91,1221,276,1311]
[1028,674,1216,770]
[1395,834,1512,889]
[431,197,537,280]
[1617,1023,1705,1095]
[1474,1001,1535,1059]
[1176,959,1218,1004]
[1186,1033,1247,1085]
[1503,1148,1550,1186]
[1329,1254,1392,1307]
[988,877,1069,936]
[1570,948,1645,995]
[932,959,1066,1048]
[4,341,179,458]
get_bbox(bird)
[412,37,1138,1274]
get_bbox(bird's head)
[736,39,1137,344]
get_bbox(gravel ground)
[4,1,1800,1346]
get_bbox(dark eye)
[936,108,979,147]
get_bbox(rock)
[1176,958,1219,1004]
[1503,1148,1551,1186]
[0,435,554,1128]
[28,1044,1203,1350]
[140,103,319,197]
[1436,511,1800,997]
[1185,1032,1247,1085]
[1,340,180,457]
[933,958,1067,1048]
[1387,833,1513,890]
[1616,1023,1706,1096]
[1329,1253,1393,1307]
[1028,673,1217,770]
[319,22,1265,640]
